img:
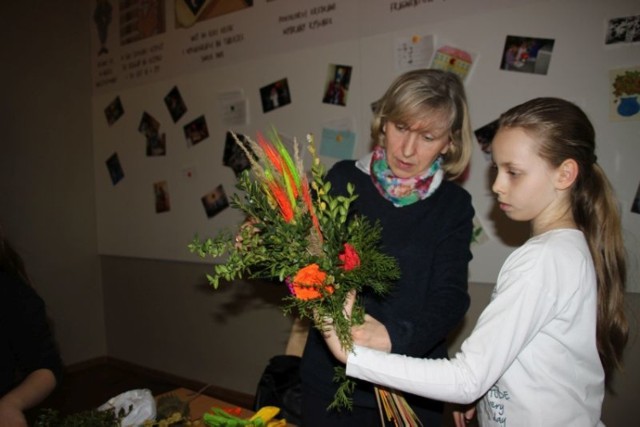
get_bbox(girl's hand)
[453,405,476,427]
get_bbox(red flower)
[339,243,360,271]
[290,263,334,300]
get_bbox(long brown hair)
[498,97,629,382]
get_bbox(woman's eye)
[421,134,435,142]
[394,123,407,131]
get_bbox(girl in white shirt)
[322,97,629,426]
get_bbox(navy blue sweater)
[301,160,474,409]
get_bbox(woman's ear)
[556,158,579,190]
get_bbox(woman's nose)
[401,133,417,157]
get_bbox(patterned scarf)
[362,146,444,207]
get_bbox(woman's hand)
[320,291,358,364]
[352,314,392,352]
[321,318,349,364]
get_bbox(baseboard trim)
[64,356,255,410]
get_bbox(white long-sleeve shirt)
[347,229,605,426]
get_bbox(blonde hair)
[498,97,629,383]
[370,69,473,179]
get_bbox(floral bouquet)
[189,129,400,410]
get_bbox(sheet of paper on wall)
[217,90,249,126]
[609,66,640,122]
[395,34,434,72]
[430,45,476,82]
[319,117,356,161]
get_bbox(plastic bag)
[98,388,157,426]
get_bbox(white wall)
[92,0,640,287]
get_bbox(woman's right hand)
[320,291,357,363]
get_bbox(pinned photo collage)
[101,21,632,222]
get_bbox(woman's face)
[383,113,451,179]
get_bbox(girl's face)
[491,127,567,232]
[383,114,451,179]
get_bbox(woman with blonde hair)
[301,69,475,426]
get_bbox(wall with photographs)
[92,0,640,287]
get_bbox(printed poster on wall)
[91,0,547,94]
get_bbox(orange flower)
[339,243,360,271]
[290,263,334,300]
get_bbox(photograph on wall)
[430,45,474,82]
[609,66,640,121]
[146,132,167,156]
[474,119,499,161]
[183,115,210,146]
[120,0,166,46]
[500,35,555,75]
[395,34,434,72]
[105,152,124,185]
[322,64,352,106]
[138,112,161,137]
[175,0,254,29]
[605,15,640,46]
[223,131,253,177]
[153,180,171,213]
[164,86,187,122]
[259,78,291,113]
[104,95,124,126]
[201,184,229,218]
